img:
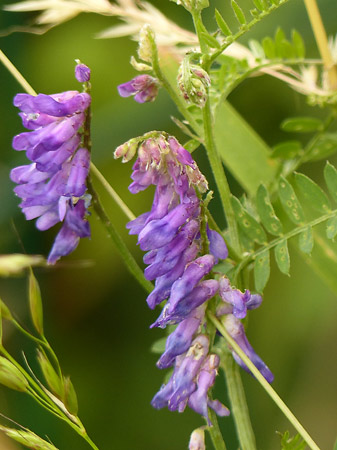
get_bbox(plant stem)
[303,0,337,90]
[0,49,37,95]
[90,162,136,221]
[207,409,227,450]
[150,35,201,134]
[233,207,337,283]
[202,98,241,256]
[87,177,153,293]
[208,313,321,450]
[221,349,257,450]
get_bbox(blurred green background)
[0,0,337,449]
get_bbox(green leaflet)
[214,102,278,195]
[278,430,306,450]
[281,117,323,133]
[295,172,332,213]
[262,36,276,59]
[256,184,283,236]
[150,337,167,354]
[278,176,305,225]
[200,32,221,49]
[326,216,337,240]
[231,195,267,244]
[291,30,305,58]
[215,9,232,36]
[324,161,337,203]
[274,239,290,275]
[298,226,314,254]
[271,141,302,160]
[231,0,246,25]
[308,133,337,161]
[254,249,270,293]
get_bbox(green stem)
[208,313,321,450]
[209,0,291,65]
[90,162,136,221]
[87,177,153,294]
[303,0,337,90]
[221,349,256,450]
[150,36,201,134]
[233,207,337,282]
[0,49,37,95]
[202,97,241,255]
[207,408,227,450]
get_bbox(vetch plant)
[0,0,336,449]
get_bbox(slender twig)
[90,162,136,221]
[0,49,37,95]
[303,0,337,90]
[208,313,321,450]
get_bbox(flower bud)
[114,139,138,163]
[138,25,156,63]
[171,0,209,12]
[0,426,58,449]
[189,428,206,450]
[37,350,64,399]
[178,62,211,108]
[130,56,152,72]
[28,270,44,335]
[75,61,91,82]
[0,357,28,392]
[63,376,78,415]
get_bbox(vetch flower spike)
[11,63,92,264]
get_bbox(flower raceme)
[115,133,273,424]
[10,63,92,264]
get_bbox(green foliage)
[232,163,337,292]
[231,0,246,25]
[278,430,307,449]
[271,141,303,160]
[214,9,232,36]
[281,117,323,133]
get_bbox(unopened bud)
[138,25,155,63]
[75,61,91,83]
[172,0,209,12]
[37,351,64,399]
[0,299,13,321]
[28,270,44,335]
[0,426,58,449]
[63,376,78,415]
[189,428,206,450]
[178,62,211,108]
[114,140,138,163]
[0,357,28,392]
[130,56,152,72]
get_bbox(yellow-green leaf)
[295,172,331,213]
[274,239,290,275]
[254,249,270,293]
[231,195,267,244]
[324,161,337,203]
[298,226,314,254]
[278,176,305,225]
[256,184,283,236]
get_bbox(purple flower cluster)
[11,64,92,264]
[118,75,159,103]
[217,277,274,383]
[115,134,229,422]
[115,132,274,421]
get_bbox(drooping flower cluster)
[115,134,229,422]
[11,64,92,264]
[115,132,274,421]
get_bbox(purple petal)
[207,227,228,260]
[75,63,91,82]
[64,148,90,197]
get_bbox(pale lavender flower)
[224,314,274,383]
[75,63,91,82]
[11,65,92,264]
[118,75,159,103]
